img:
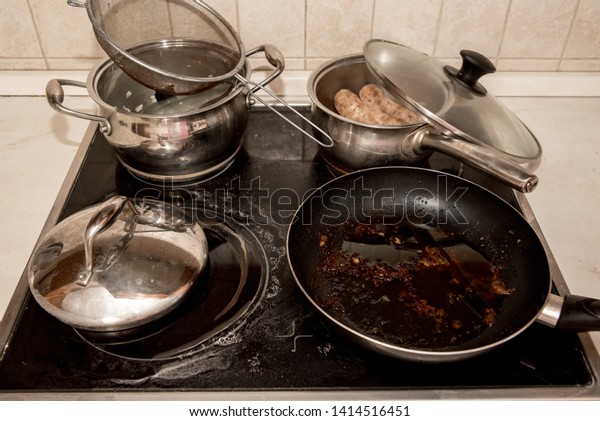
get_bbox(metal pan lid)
[363,39,542,162]
[28,196,208,332]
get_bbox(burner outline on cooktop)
[73,215,269,361]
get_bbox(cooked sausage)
[359,84,421,125]
[334,89,380,124]
[334,88,407,126]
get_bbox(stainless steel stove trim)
[0,385,598,401]
[1,117,599,400]
[511,190,600,395]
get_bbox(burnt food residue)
[311,219,514,351]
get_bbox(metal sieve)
[68,0,246,95]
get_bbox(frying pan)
[286,167,600,363]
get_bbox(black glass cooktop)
[0,107,595,397]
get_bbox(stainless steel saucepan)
[307,41,543,193]
[46,45,283,182]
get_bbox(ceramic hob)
[0,107,598,399]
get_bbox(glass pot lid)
[28,195,208,332]
[363,40,542,161]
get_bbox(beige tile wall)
[1,0,599,72]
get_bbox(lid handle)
[76,196,130,287]
[444,50,496,95]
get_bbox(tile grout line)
[370,0,376,39]
[559,0,581,71]
[26,0,49,71]
[495,0,513,66]
[304,0,308,71]
[431,0,444,57]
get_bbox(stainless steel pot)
[307,51,541,193]
[46,45,283,182]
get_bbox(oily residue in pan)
[310,219,515,351]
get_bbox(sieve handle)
[243,83,334,148]
[66,0,86,7]
[237,44,334,147]
[246,84,333,148]
[46,79,112,135]
[245,44,285,94]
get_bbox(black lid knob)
[444,50,496,95]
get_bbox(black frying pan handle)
[555,295,600,331]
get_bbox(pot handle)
[46,79,112,135]
[408,129,538,193]
[539,294,600,331]
[236,45,334,148]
